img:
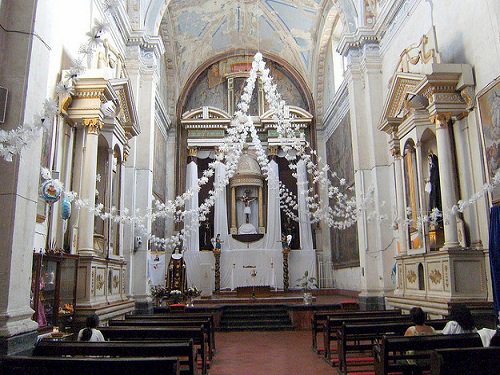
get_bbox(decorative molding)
[406,269,417,284]
[429,269,442,284]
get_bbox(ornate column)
[265,147,282,249]
[388,124,408,257]
[213,247,221,292]
[258,186,264,232]
[231,187,237,234]
[282,247,290,292]
[214,159,228,248]
[296,159,314,251]
[77,118,103,255]
[431,113,460,249]
[105,148,114,257]
[185,147,199,252]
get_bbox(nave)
[210,331,332,375]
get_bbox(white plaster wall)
[381,0,500,94]
[333,266,361,291]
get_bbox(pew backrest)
[373,333,483,375]
[33,340,195,375]
[0,355,180,375]
[430,347,500,375]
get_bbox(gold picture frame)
[477,77,500,205]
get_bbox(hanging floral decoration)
[0,15,499,252]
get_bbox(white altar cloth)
[183,248,316,292]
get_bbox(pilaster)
[124,40,162,309]
[344,42,394,306]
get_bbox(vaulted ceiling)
[159,0,344,93]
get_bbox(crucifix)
[238,188,256,223]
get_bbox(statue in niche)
[200,220,212,250]
[426,151,442,212]
[239,189,256,224]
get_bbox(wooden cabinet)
[31,252,78,331]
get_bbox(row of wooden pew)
[0,311,215,375]
[310,309,500,375]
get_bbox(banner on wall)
[489,206,500,323]
[147,252,166,286]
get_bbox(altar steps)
[219,305,294,331]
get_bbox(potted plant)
[296,270,317,305]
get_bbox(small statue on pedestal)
[239,189,256,224]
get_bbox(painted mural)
[326,112,359,268]
[183,56,308,114]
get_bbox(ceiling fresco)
[159,0,326,90]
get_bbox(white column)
[433,114,459,248]
[77,119,102,255]
[394,153,408,256]
[453,117,481,247]
[264,157,282,250]
[214,161,229,249]
[184,158,200,252]
[296,159,314,251]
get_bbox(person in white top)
[77,314,105,342]
[442,304,477,334]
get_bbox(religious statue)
[200,219,212,250]
[426,151,442,212]
[214,234,222,252]
[238,189,256,224]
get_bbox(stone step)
[221,318,290,325]
[218,324,294,332]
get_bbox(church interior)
[1,0,500,373]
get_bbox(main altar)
[176,54,318,294]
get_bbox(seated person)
[442,304,477,334]
[78,314,105,342]
[402,307,436,367]
[405,307,436,336]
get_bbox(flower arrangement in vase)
[150,285,168,306]
[185,286,201,307]
[168,289,184,304]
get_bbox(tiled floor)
[209,330,333,375]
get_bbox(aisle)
[209,330,332,375]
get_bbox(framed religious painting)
[477,77,500,205]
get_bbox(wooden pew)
[99,326,208,375]
[336,320,448,375]
[33,340,196,375]
[310,308,343,352]
[373,333,483,375]
[126,313,216,352]
[110,318,215,361]
[320,309,403,360]
[0,355,180,375]
[430,347,500,375]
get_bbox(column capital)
[82,118,103,135]
[187,147,198,157]
[430,112,451,129]
[268,145,278,157]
